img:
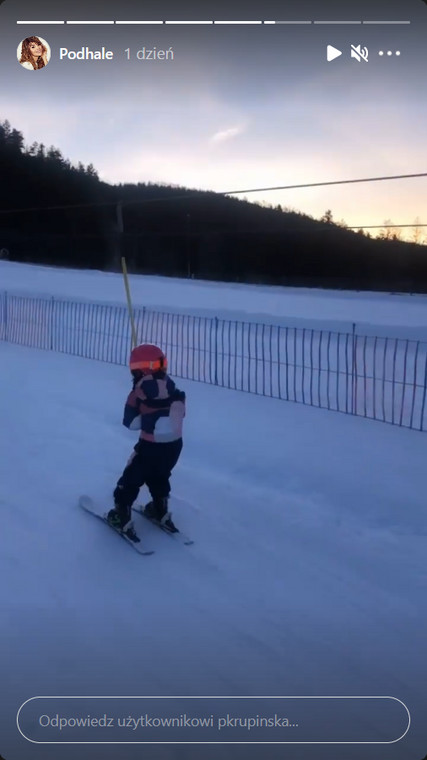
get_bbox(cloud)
[210,126,245,144]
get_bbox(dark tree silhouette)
[0,119,426,291]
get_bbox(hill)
[1,119,426,291]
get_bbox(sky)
[0,0,426,235]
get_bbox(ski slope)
[1,263,427,760]
[1,259,427,339]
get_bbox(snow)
[1,259,427,339]
[1,262,427,760]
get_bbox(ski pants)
[113,438,183,522]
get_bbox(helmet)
[129,344,167,374]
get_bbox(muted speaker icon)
[351,44,369,62]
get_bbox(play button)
[327,45,342,62]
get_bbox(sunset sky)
[1,0,426,236]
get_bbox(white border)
[16,695,411,745]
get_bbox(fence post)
[50,296,55,351]
[351,322,357,415]
[214,317,218,385]
[3,291,7,342]
[142,305,146,341]
[419,349,427,432]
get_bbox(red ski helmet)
[129,344,167,374]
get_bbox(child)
[107,344,186,542]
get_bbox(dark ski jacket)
[122,371,185,443]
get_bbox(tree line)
[1,119,426,292]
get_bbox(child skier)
[107,343,186,542]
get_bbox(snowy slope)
[1,265,427,760]
[1,260,427,339]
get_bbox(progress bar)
[314,20,362,25]
[16,19,412,25]
[214,20,262,24]
[115,21,163,25]
[165,20,213,25]
[363,20,411,24]
[66,20,115,25]
[17,20,65,24]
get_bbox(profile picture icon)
[18,36,51,70]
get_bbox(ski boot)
[107,508,141,543]
[144,498,178,533]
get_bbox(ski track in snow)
[0,263,426,760]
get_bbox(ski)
[133,506,194,545]
[79,496,155,555]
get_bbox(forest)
[1,119,426,292]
